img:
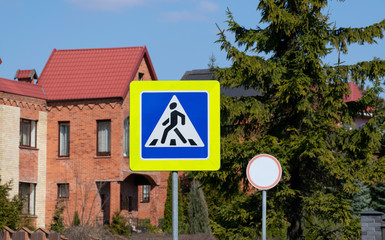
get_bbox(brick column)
[110,181,121,222]
[360,210,384,240]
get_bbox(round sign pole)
[172,171,178,240]
[262,190,266,240]
[246,154,281,240]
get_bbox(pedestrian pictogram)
[130,80,220,171]
[145,95,204,147]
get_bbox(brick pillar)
[110,181,121,222]
[360,210,384,240]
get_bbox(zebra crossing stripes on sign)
[140,91,208,160]
[145,95,204,147]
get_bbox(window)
[97,120,111,156]
[59,122,70,157]
[121,195,132,211]
[138,73,144,80]
[20,119,37,148]
[123,117,129,157]
[57,183,69,198]
[19,182,36,215]
[142,185,150,202]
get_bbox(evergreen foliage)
[0,178,22,230]
[187,179,211,234]
[163,172,187,234]
[108,211,131,237]
[370,182,385,213]
[50,200,65,233]
[198,0,385,239]
[72,210,81,226]
[351,181,372,216]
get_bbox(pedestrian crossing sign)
[130,80,220,171]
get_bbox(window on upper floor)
[57,183,69,198]
[97,120,111,156]
[139,72,144,80]
[59,122,70,157]
[123,117,129,157]
[20,119,37,148]
[19,182,36,216]
[141,185,150,203]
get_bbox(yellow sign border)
[130,80,220,171]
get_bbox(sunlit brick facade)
[0,46,169,228]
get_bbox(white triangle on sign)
[145,95,204,147]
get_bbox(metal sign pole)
[172,171,178,240]
[262,190,266,240]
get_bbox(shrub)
[50,200,65,233]
[72,210,81,226]
[0,178,22,230]
[64,225,118,240]
[108,211,131,237]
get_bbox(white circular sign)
[246,154,282,190]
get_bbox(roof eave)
[46,96,124,102]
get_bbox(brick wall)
[0,104,20,197]
[43,57,168,227]
[45,100,123,225]
[36,111,47,228]
[0,95,47,228]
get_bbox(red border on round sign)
[246,154,282,190]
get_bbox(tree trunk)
[287,211,304,240]
[287,169,304,239]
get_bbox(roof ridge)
[37,48,56,84]
[54,46,145,52]
[119,47,147,98]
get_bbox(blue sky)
[0,0,384,81]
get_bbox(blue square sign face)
[140,91,209,160]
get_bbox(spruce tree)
[187,179,211,234]
[371,182,385,213]
[198,0,385,239]
[351,182,372,216]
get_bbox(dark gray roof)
[181,69,261,98]
[360,210,384,215]
[181,69,215,80]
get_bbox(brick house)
[0,70,47,227]
[0,46,169,228]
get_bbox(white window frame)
[97,120,111,156]
[59,122,70,157]
[19,182,36,216]
[20,119,37,148]
[123,117,129,157]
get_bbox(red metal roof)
[0,77,46,99]
[14,69,38,80]
[38,46,157,101]
[344,82,362,102]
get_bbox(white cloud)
[161,10,207,22]
[160,0,218,23]
[198,0,218,13]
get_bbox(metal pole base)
[172,171,178,240]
